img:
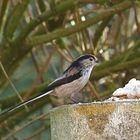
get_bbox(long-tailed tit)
[1,54,99,114]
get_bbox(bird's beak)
[95,59,99,63]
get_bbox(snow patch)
[107,78,140,101]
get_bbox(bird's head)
[63,54,99,75]
[76,54,99,68]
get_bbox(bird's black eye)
[89,58,93,61]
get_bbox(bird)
[1,54,99,114]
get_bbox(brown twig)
[23,46,57,100]
[31,50,44,83]
[88,81,100,100]
[24,126,48,140]
[0,62,29,112]
[2,113,49,139]
[134,7,140,32]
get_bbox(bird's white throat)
[80,66,93,86]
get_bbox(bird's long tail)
[0,90,52,115]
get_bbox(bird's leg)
[70,92,84,104]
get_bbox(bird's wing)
[65,66,81,77]
[43,69,82,93]
[63,60,81,76]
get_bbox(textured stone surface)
[50,101,140,140]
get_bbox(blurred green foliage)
[0,0,140,139]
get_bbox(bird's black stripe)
[42,70,82,93]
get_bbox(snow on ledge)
[107,78,140,101]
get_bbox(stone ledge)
[50,101,140,140]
